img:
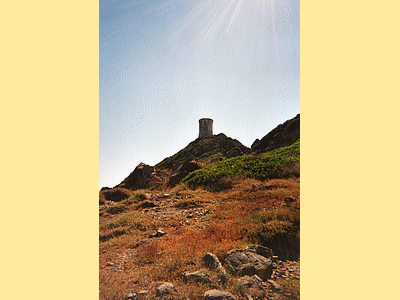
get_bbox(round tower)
[199,118,213,138]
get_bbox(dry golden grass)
[99,177,300,299]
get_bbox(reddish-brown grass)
[99,177,300,299]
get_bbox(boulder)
[203,289,237,300]
[203,253,228,281]
[203,253,222,269]
[118,163,155,190]
[223,245,274,281]
[155,282,175,296]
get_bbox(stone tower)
[199,118,213,138]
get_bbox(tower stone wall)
[199,118,213,138]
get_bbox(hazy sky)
[100,0,300,189]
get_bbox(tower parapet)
[198,118,213,138]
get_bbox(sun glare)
[164,0,279,51]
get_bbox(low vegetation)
[99,177,300,299]
[182,140,299,190]
[100,138,300,299]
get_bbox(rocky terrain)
[100,115,300,299]
[100,178,299,299]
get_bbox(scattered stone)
[144,193,153,200]
[156,282,175,296]
[203,253,222,269]
[182,270,209,283]
[158,193,170,198]
[126,293,135,299]
[203,289,238,300]
[266,280,282,292]
[223,245,274,280]
[136,290,148,299]
[237,275,266,299]
[149,229,166,238]
[103,262,114,268]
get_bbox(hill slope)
[155,133,250,171]
[183,139,300,190]
[100,116,301,299]
[251,114,300,154]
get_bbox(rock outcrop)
[251,114,300,154]
[167,158,201,187]
[116,163,170,191]
[117,163,154,190]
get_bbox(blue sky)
[100,0,300,189]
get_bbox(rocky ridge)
[251,114,300,155]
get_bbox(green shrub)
[182,140,300,189]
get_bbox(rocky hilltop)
[156,133,250,171]
[251,114,300,154]
[113,115,300,191]
[116,133,251,190]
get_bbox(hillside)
[100,178,300,299]
[251,114,300,154]
[156,133,250,171]
[183,140,299,190]
[100,116,300,299]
